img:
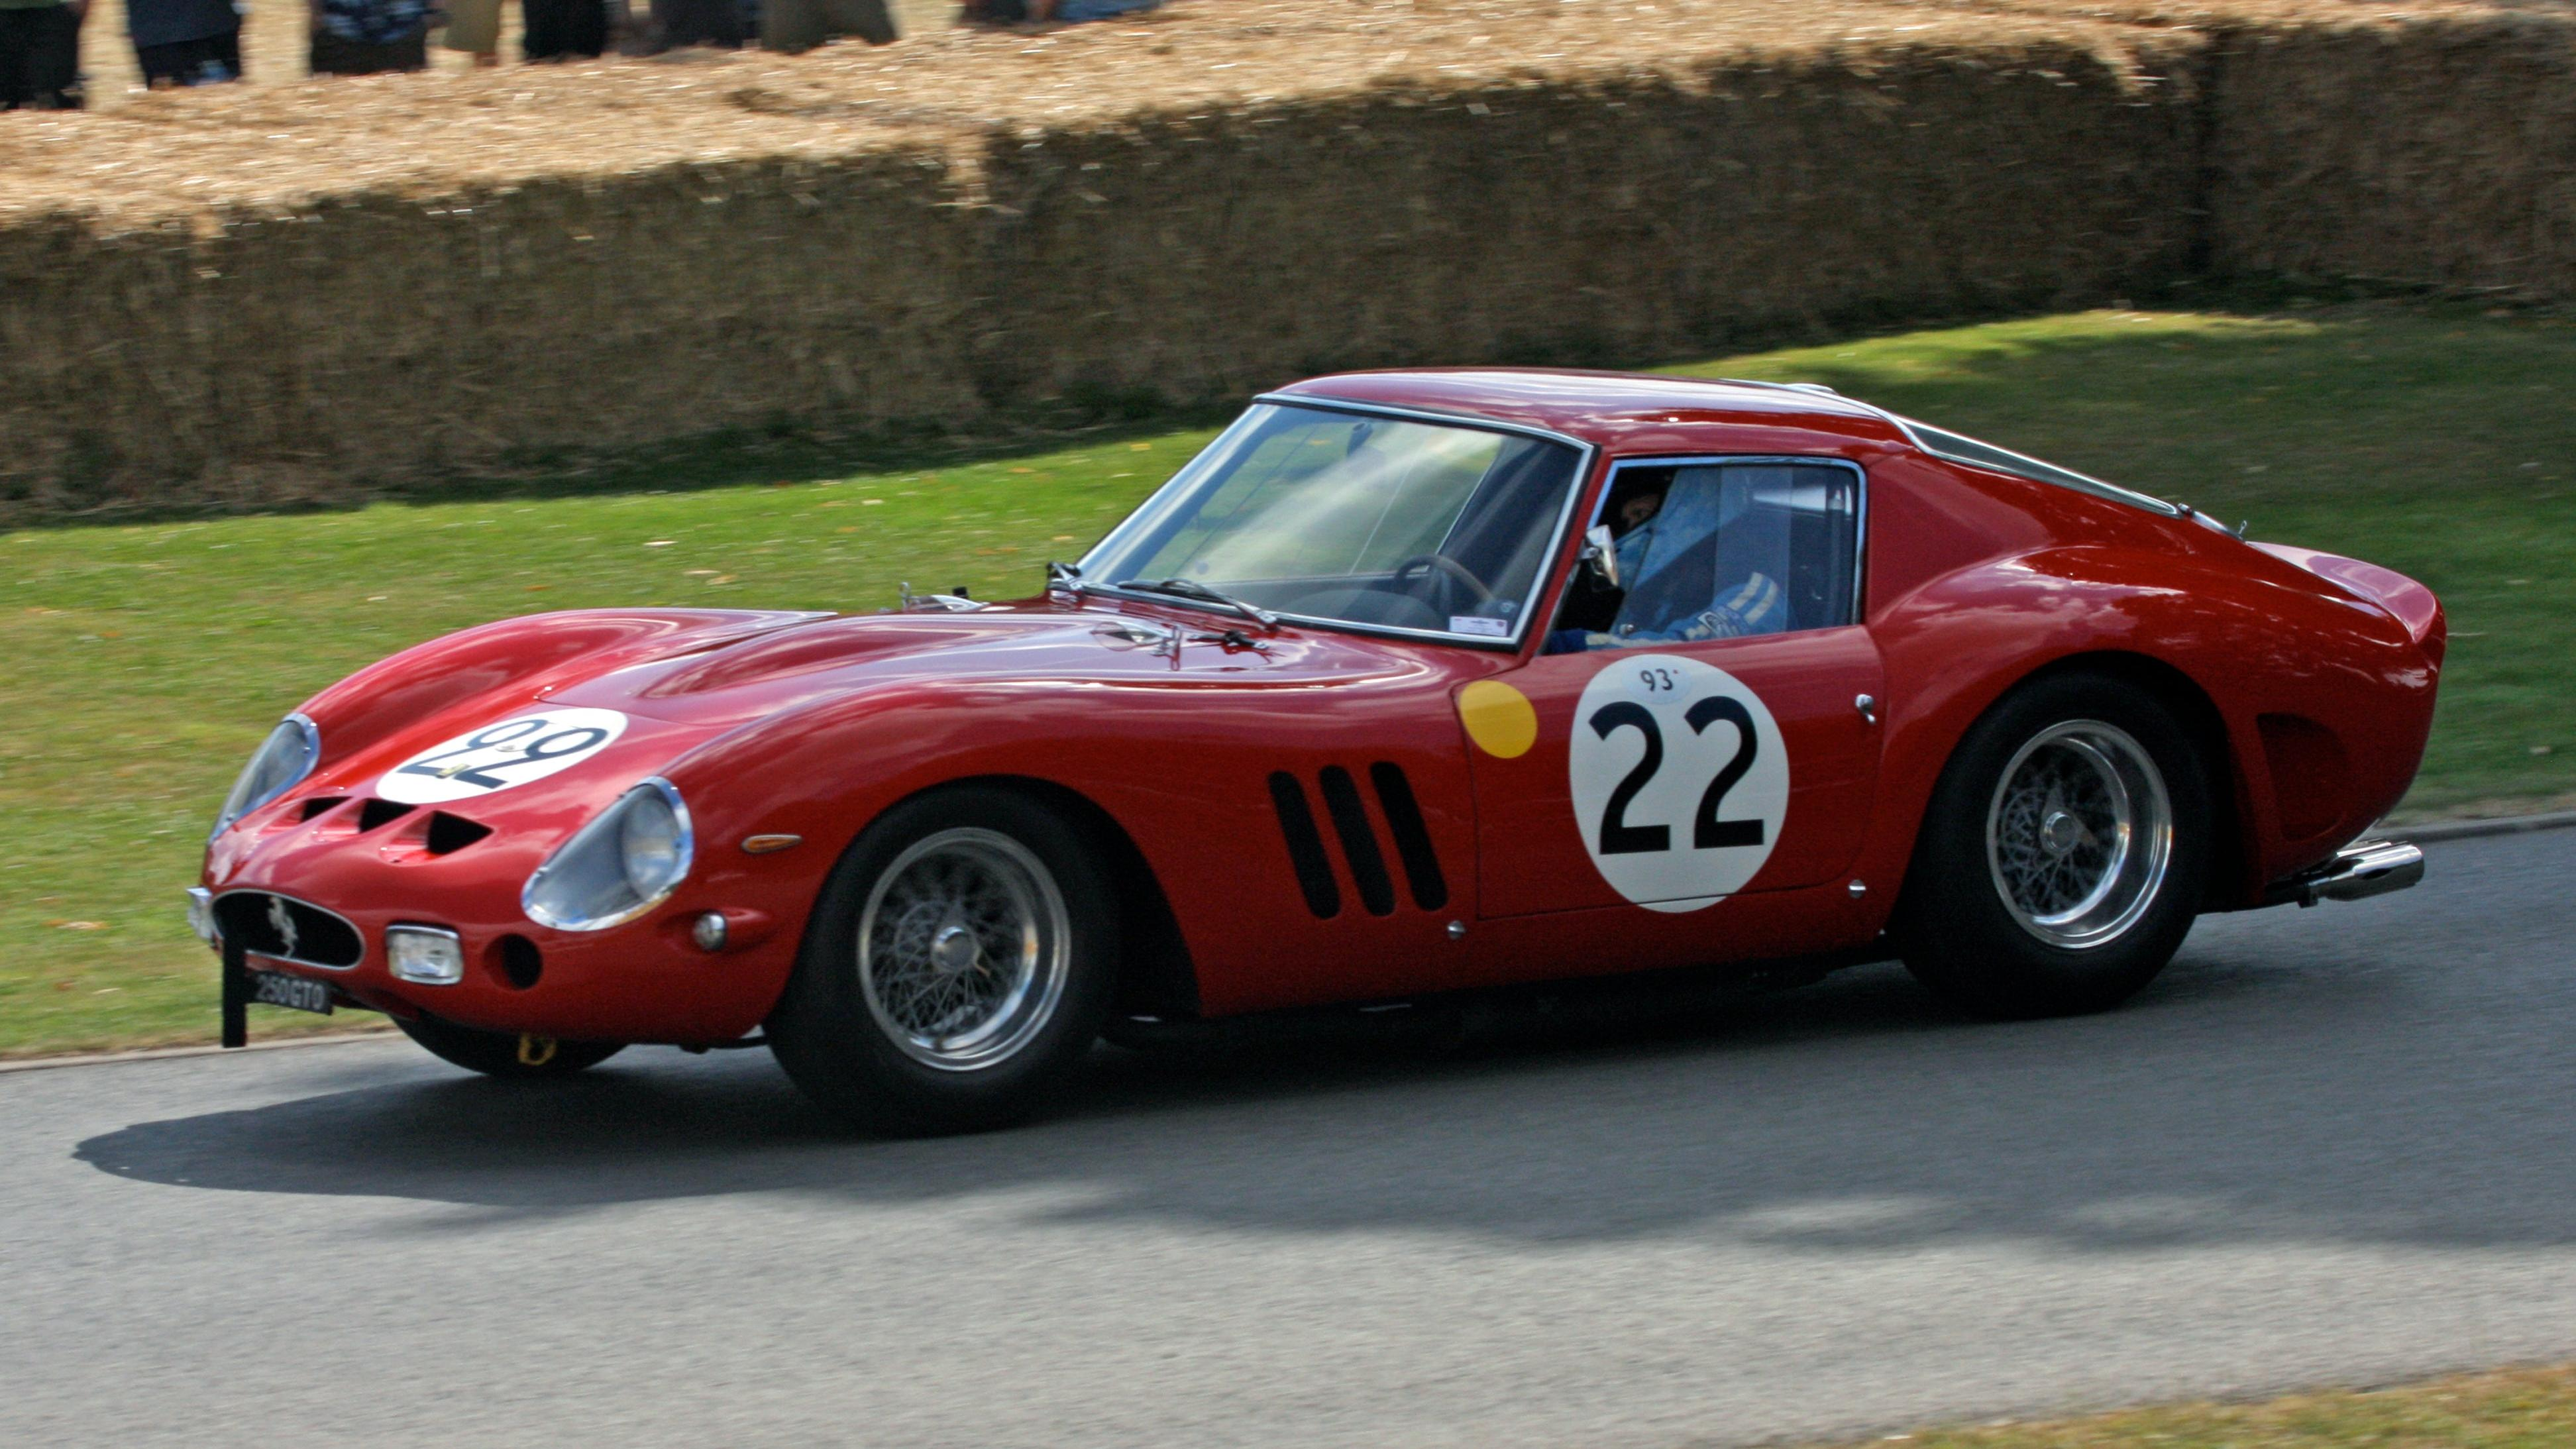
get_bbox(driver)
[1607,484,1665,588]
[1555,468,1786,651]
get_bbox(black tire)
[1896,671,2214,1018]
[396,1015,625,1078]
[767,784,1119,1136]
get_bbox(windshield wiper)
[1114,576,1279,629]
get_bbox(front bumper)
[191,876,800,1046]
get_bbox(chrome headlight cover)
[210,714,321,840]
[521,778,694,932]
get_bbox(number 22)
[1587,696,1765,856]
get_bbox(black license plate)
[246,967,333,1015]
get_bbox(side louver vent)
[1267,763,1450,920]
[1317,767,1397,918]
[1368,763,1449,911]
[1267,772,1342,920]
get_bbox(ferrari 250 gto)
[194,370,2438,1131]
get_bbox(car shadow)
[70,884,2576,1254]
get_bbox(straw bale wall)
[973,46,2201,407]
[2208,13,2576,297]
[1,153,979,507]
[1,0,2571,517]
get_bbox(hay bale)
[0,0,2567,517]
[2209,11,2576,296]
[973,38,2203,406]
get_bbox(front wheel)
[396,1015,625,1078]
[1896,672,2214,1018]
[767,786,1118,1136]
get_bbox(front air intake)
[356,798,417,833]
[211,891,366,971]
[424,812,494,856]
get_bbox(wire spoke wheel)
[1984,720,2174,950]
[857,828,1071,1071]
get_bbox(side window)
[1548,461,1859,653]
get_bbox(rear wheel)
[396,1015,625,1078]
[1897,672,2214,1018]
[768,785,1118,1135]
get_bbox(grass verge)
[3,300,2568,1057]
[1862,1363,2576,1449]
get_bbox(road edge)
[7,810,2571,1077]
[0,1029,398,1075]
[2386,808,2576,844]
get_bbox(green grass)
[1860,1363,2576,1449]
[4,301,2569,1057]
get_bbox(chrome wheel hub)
[2041,808,2084,855]
[1986,720,2174,950]
[929,924,981,975]
[857,828,1070,1071]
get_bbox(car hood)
[544,598,1435,728]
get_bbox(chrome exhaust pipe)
[2276,839,2426,908]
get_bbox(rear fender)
[1856,545,2436,912]
[2252,544,2447,668]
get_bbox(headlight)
[386,926,466,986]
[521,778,694,931]
[210,714,321,839]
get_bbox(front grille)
[211,891,366,971]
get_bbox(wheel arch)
[1941,649,2247,911]
[841,773,1202,1023]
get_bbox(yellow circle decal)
[1458,680,1538,759]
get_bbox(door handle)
[1856,694,1878,725]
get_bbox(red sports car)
[193,370,2438,1132]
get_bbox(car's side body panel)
[1468,625,1888,917]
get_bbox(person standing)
[310,0,431,73]
[125,0,241,86]
[0,0,83,109]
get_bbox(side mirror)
[1579,524,1621,590]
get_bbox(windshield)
[1079,403,1585,642]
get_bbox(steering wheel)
[1388,553,1493,613]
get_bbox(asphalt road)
[7,830,2576,1449]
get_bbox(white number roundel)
[1568,655,1788,912]
[378,707,631,805]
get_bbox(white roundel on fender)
[378,707,631,806]
[1568,654,1788,912]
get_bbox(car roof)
[1267,368,1915,456]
